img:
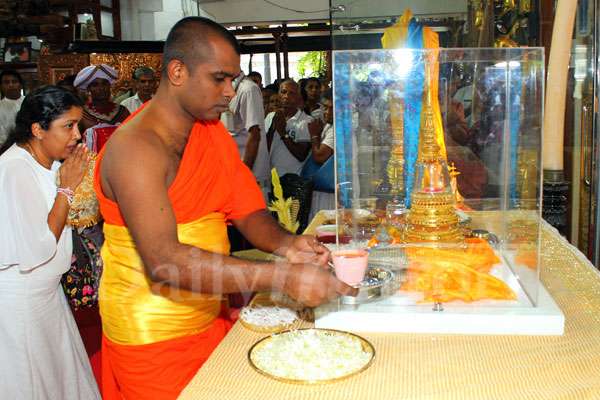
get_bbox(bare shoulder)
[100,121,168,196]
[103,123,166,169]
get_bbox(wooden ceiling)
[0,0,71,49]
[0,0,120,51]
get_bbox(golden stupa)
[405,64,463,243]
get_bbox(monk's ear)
[167,59,186,86]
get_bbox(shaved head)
[162,17,240,78]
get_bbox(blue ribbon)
[508,61,522,207]
[333,53,353,208]
[402,20,425,207]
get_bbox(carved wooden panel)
[90,53,162,95]
[38,53,90,85]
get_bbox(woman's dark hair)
[0,85,83,155]
[301,77,321,101]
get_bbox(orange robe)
[94,114,265,400]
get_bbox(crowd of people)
[220,66,335,209]
[0,15,495,400]
[0,16,345,400]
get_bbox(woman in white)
[0,86,100,399]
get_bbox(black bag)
[270,173,314,234]
[61,225,104,309]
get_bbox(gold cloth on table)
[401,238,516,303]
[179,211,600,400]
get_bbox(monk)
[95,16,356,400]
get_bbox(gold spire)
[405,59,464,244]
[417,83,441,163]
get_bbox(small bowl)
[315,225,351,244]
[239,318,293,334]
[316,224,338,236]
[331,249,370,286]
[239,306,298,333]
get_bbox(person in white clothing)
[0,70,25,147]
[224,71,270,200]
[120,66,157,113]
[265,79,312,176]
[0,86,100,399]
[247,71,263,89]
[307,89,335,220]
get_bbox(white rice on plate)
[250,329,373,382]
[240,306,298,330]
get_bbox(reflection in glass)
[333,47,544,306]
[101,11,114,37]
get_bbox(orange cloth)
[94,113,265,399]
[94,117,266,226]
[401,239,516,303]
[101,317,232,400]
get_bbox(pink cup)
[331,249,369,286]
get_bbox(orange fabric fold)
[94,117,266,226]
[101,317,231,400]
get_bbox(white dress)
[0,145,100,399]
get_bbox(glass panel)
[77,13,94,24]
[570,0,599,264]
[101,11,115,37]
[100,0,113,7]
[332,47,543,309]
[330,0,468,50]
[77,13,98,40]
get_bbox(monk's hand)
[284,235,329,267]
[276,263,358,308]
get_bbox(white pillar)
[263,53,271,86]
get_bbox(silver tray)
[341,266,396,305]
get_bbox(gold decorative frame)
[38,53,161,97]
[90,53,162,96]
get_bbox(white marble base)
[315,283,565,336]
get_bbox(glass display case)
[315,47,564,335]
